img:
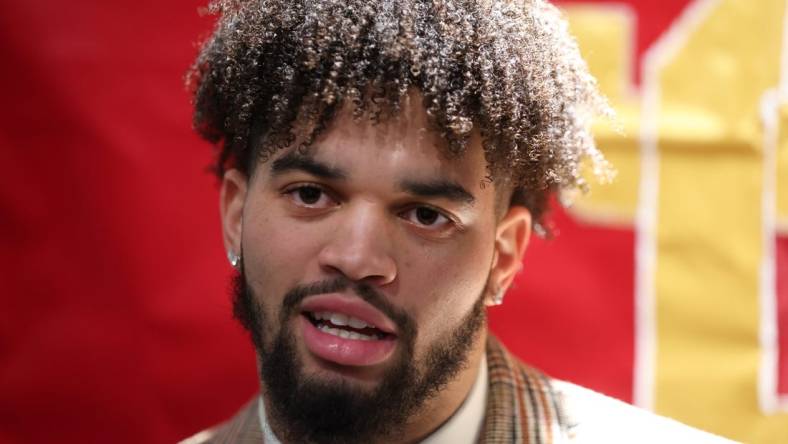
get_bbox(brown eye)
[284,184,337,209]
[298,186,322,205]
[402,206,452,230]
[415,207,439,225]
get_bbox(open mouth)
[303,311,395,341]
[299,294,399,366]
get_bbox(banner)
[1,0,786,442]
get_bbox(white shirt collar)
[258,354,488,443]
[421,353,487,444]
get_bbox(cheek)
[241,206,325,302]
[400,231,494,343]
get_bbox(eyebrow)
[270,151,347,180]
[398,179,476,205]
[270,150,474,205]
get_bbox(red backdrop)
[0,1,702,443]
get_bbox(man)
[181,0,733,442]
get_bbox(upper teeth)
[312,311,372,329]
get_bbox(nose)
[317,202,397,286]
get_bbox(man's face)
[221,97,530,442]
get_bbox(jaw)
[255,303,489,444]
[396,329,489,443]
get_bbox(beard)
[231,268,487,444]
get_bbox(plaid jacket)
[180,336,569,444]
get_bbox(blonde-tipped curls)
[187,0,612,229]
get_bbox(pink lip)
[300,293,398,335]
[299,293,399,367]
[300,316,397,366]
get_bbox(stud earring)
[227,251,240,269]
[490,289,505,306]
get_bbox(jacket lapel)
[202,397,264,444]
[481,336,568,443]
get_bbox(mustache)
[281,276,414,335]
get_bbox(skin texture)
[220,96,531,443]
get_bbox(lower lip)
[300,315,397,367]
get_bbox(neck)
[390,329,488,444]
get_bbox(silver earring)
[227,251,240,269]
[490,289,505,306]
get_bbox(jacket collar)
[481,335,568,443]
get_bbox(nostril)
[360,273,396,288]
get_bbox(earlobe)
[485,206,532,307]
[220,169,248,265]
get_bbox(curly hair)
[186,0,612,230]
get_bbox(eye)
[284,184,337,209]
[402,206,452,229]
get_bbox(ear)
[485,206,531,307]
[220,169,248,260]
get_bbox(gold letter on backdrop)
[564,0,788,441]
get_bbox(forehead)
[265,97,490,189]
